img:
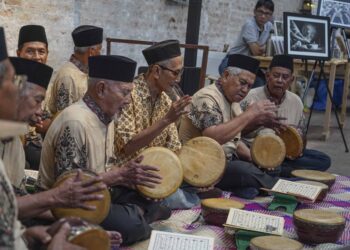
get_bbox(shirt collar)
[253,17,268,33]
[136,74,152,100]
[70,54,88,74]
[215,80,231,104]
[83,94,112,125]
[264,85,286,105]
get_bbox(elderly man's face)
[0,60,19,120]
[266,67,293,98]
[17,42,48,64]
[155,56,184,93]
[103,81,134,117]
[17,82,46,124]
[221,69,256,103]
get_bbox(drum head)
[251,134,285,169]
[277,126,303,159]
[294,209,345,225]
[137,147,183,199]
[250,236,303,250]
[70,226,110,250]
[201,198,244,211]
[178,136,226,187]
[292,170,335,183]
[51,170,111,224]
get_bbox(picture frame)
[274,21,284,37]
[317,0,350,29]
[283,12,330,60]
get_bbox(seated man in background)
[179,54,280,199]
[218,0,274,87]
[48,25,103,115]
[38,55,169,245]
[17,24,51,170]
[242,55,331,177]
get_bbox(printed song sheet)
[225,208,284,235]
[147,230,214,250]
[271,179,322,201]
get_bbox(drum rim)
[179,136,226,187]
[277,126,303,158]
[136,146,183,199]
[294,209,345,225]
[201,198,245,211]
[291,170,336,181]
[69,227,110,249]
[51,169,111,224]
[251,133,286,169]
[250,236,303,249]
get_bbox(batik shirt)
[38,95,115,190]
[114,74,181,166]
[48,55,88,115]
[179,82,242,159]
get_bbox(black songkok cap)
[0,27,8,61]
[269,55,294,72]
[227,54,260,75]
[9,57,53,89]
[142,40,181,65]
[18,25,48,48]
[72,25,103,47]
[89,55,136,82]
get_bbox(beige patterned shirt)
[48,55,88,115]
[38,96,115,190]
[114,74,181,166]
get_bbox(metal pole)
[184,0,202,67]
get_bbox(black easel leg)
[320,70,349,152]
[305,61,324,134]
[304,60,348,152]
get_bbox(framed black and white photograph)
[317,0,350,29]
[274,21,284,37]
[284,12,330,60]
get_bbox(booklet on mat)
[224,208,284,235]
[266,179,323,202]
[147,230,214,250]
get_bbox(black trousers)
[216,158,278,191]
[100,187,155,246]
[24,142,41,170]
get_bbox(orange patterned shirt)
[114,74,181,166]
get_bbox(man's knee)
[101,204,151,246]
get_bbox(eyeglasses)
[255,9,273,17]
[157,64,184,78]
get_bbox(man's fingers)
[81,176,102,187]
[137,175,162,184]
[80,194,104,202]
[135,182,157,189]
[81,183,106,194]
[78,204,97,211]
[55,222,71,238]
[139,164,160,172]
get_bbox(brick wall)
[0,0,303,70]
